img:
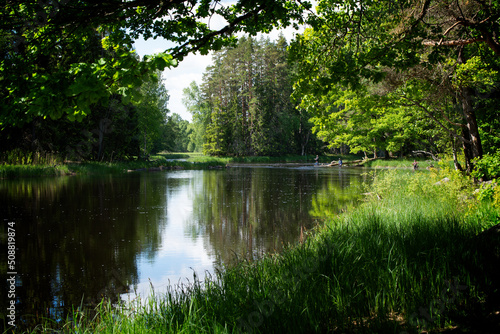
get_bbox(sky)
[133,27,307,122]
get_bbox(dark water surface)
[0,166,369,328]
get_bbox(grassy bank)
[1,152,439,178]
[0,155,226,178]
[1,152,330,178]
[184,154,440,169]
[360,157,438,169]
[21,166,499,333]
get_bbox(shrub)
[472,150,500,180]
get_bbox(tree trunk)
[461,86,483,159]
[452,137,463,172]
[98,118,107,161]
[462,125,474,174]
[457,48,483,172]
[143,129,147,159]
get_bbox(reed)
[0,157,228,178]
[0,164,71,178]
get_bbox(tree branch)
[170,5,264,59]
[422,37,484,46]
[398,95,469,144]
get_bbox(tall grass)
[0,156,227,178]
[17,168,500,333]
[0,164,72,178]
[0,149,62,166]
[361,158,435,169]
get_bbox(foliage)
[187,35,322,157]
[475,181,498,203]
[136,71,171,157]
[471,150,500,181]
[0,22,175,127]
[163,114,195,153]
[0,0,312,127]
[183,81,211,152]
[290,0,500,172]
[303,82,444,157]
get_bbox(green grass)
[0,155,227,178]
[18,167,500,333]
[0,164,72,178]
[2,152,448,179]
[361,157,437,169]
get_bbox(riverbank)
[0,154,435,179]
[0,153,319,178]
[19,165,499,333]
[0,155,226,178]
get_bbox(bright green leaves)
[2,1,313,129]
[144,53,177,72]
[471,150,500,181]
[290,0,500,160]
[1,28,177,128]
[454,56,499,91]
[303,81,428,156]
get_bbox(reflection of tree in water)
[0,173,167,331]
[309,170,370,219]
[189,168,368,267]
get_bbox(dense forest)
[183,35,323,156]
[1,0,500,170]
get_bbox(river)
[0,165,369,328]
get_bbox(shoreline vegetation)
[0,153,439,179]
[6,159,500,333]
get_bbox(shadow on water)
[0,166,370,331]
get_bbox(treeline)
[184,27,500,164]
[183,36,323,156]
[0,74,190,162]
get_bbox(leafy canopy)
[1,0,312,127]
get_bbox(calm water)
[0,166,369,327]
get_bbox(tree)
[291,0,500,171]
[136,71,170,157]
[183,81,211,152]
[163,114,192,152]
[197,36,321,156]
[0,13,174,128]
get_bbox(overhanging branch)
[422,37,484,47]
[398,95,470,144]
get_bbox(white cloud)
[162,52,213,122]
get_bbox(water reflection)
[0,167,369,330]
